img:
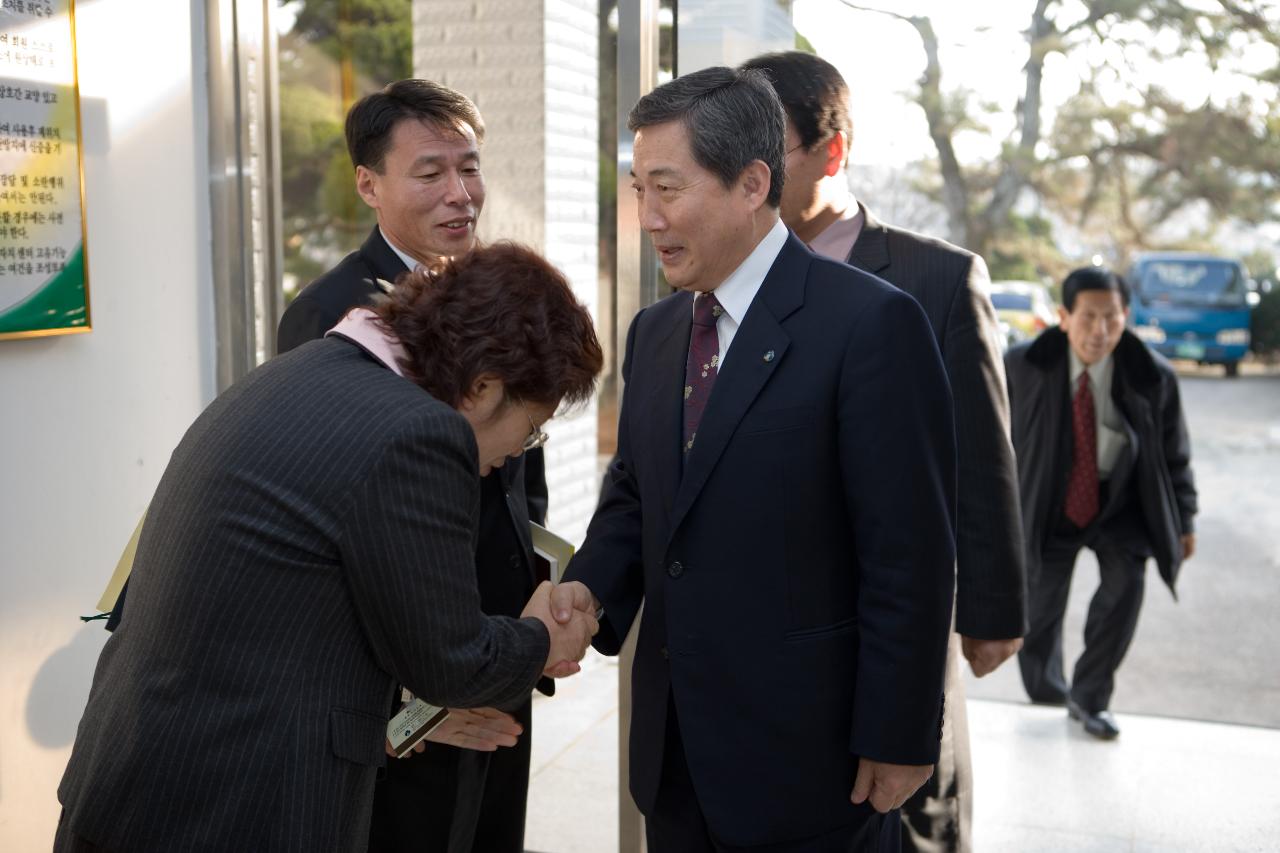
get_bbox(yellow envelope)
[96,509,147,612]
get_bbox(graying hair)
[628,66,785,208]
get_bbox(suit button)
[667,561,684,578]
[509,554,522,569]
[660,646,669,660]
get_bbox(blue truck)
[1127,252,1258,377]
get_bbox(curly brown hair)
[374,242,603,410]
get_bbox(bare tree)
[835,0,1280,263]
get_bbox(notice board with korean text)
[0,0,87,340]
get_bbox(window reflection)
[597,0,676,458]
[276,0,412,302]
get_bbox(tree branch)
[1115,157,1149,248]
[975,0,1054,252]
[831,2,918,26]
[834,1,972,245]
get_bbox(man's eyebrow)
[407,150,480,172]
[631,166,679,180]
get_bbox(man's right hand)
[961,635,1023,677]
[851,758,934,813]
[521,580,598,677]
[550,580,601,624]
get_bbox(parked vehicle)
[1127,253,1259,377]
[981,280,1057,348]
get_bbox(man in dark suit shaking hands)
[563,67,957,851]
[741,51,1028,853]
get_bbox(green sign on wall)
[0,0,89,341]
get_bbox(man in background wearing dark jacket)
[1007,266,1197,740]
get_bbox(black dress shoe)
[1067,698,1121,739]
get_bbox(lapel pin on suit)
[763,350,776,363]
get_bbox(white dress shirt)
[1068,349,1128,478]
[380,227,421,282]
[699,218,789,370]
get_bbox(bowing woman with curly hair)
[55,243,604,853]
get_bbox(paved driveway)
[967,364,1280,728]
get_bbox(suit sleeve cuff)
[955,589,1028,639]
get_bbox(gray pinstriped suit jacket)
[848,204,1027,639]
[56,336,550,852]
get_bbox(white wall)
[0,0,214,847]
[540,0,601,546]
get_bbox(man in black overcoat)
[1006,267,1197,740]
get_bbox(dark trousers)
[1019,532,1147,713]
[367,697,532,853]
[645,705,898,853]
[900,631,970,853]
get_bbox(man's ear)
[1057,304,1071,327]
[740,160,772,211]
[824,132,849,178]
[355,165,381,210]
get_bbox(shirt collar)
[708,217,789,325]
[325,307,408,376]
[803,185,861,258]
[1069,347,1114,391]
[379,227,421,275]
[807,204,865,263]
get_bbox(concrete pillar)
[412,0,600,545]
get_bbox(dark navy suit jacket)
[566,232,957,846]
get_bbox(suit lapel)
[643,296,693,527]
[360,226,411,286]
[668,235,809,537]
[1046,357,1072,519]
[845,202,891,276]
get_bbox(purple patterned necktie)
[1064,371,1100,527]
[683,292,723,454]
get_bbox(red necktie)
[683,293,722,454]
[1064,371,1100,528]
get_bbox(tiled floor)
[524,653,1280,852]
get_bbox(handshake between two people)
[520,580,602,679]
[393,581,603,759]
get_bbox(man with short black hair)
[277,79,547,853]
[1007,266,1197,741]
[279,78,487,349]
[742,50,1027,853]
[566,66,957,851]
